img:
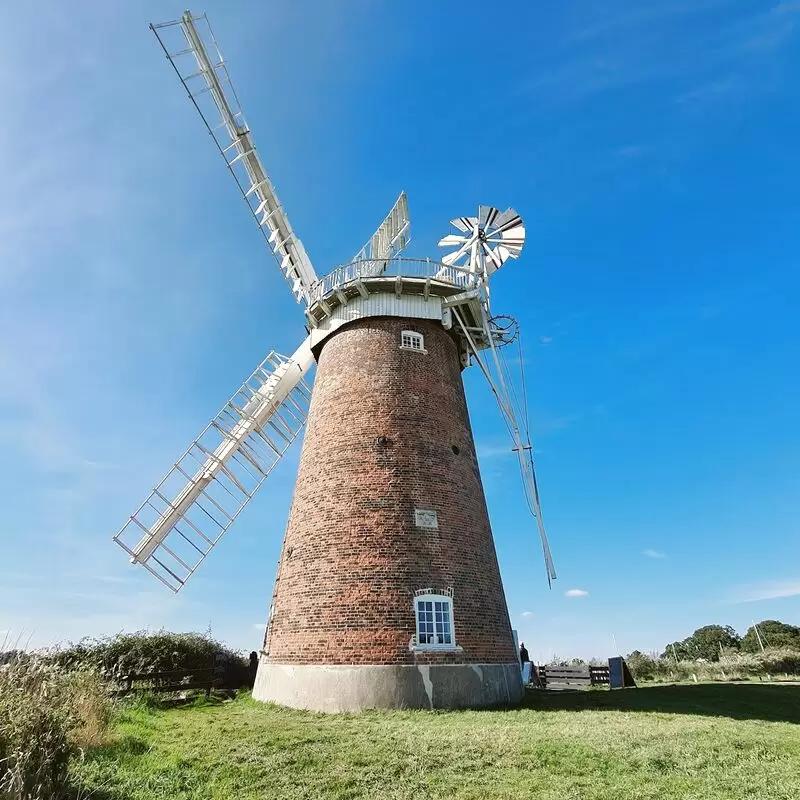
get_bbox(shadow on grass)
[522,682,800,723]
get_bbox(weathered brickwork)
[262,316,517,667]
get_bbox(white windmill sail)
[352,191,410,276]
[113,339,315,592]
[150,12,318,303]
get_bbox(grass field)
[73,684,800,799]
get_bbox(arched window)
[400,330,425,352]
[414,593,454,648]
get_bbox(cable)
[517,327,532,446]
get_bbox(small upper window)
[414,594,454,648]
[401,330,425,352]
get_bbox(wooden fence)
[113,666,222,698]
[537,664,610,689]
[112,656,255,698]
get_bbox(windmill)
[113,11,556,712]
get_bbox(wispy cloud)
[614,144,650,160]
[565,589,589,598]
[568,0,734,44]
[642,549,666,559]
[525,1,800,107]
[729,580,800,603]
[476,442,515,460]
[520,611,535,618]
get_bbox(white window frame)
[400,330,426,353]
[413,593,455,649]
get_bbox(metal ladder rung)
[151,554,186,586]
[167,46,197,58]
[229,146,256,166]
[267,416,294,446]
[229,448,266,482]
[159,542,193,573]
[222,139,243,156]
[179,513,215,547]
[247,179,270,199]
[174,528,207,559]
[193,493,228,530]
[216,459,255,499]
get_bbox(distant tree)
[741,620,800,653]
[688,625,740,661]
[662,625,740,662]
[661,641,690,661]
[626,650,658,680]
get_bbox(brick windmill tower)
[113,11,557,712]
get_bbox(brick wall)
[263,316,517,666]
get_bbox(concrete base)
[252,661,524,713]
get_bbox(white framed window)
[414,593,454,648]
[400,330,425,352]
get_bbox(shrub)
[625,650,659,681]
[49,630,245,682]
[0,655,111,799]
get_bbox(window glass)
[415,594,454,648]
[401,331,424,351]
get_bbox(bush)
[625,651,659,681]
[0,655,111,799]
[49,630,245,682]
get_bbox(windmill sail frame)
[351,191,411,276]
[113,343,314,591]
[150,12,318,303]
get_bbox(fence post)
[212,652,227,697]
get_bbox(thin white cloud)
[520,611,535,618]
[642,549,666,559]
[539,335,553,345]
[565,589,589,598]
[730,580,800,603]
[475,442,514,460]
[252,622,266,630]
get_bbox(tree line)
[643,619,800,663]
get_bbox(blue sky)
[1,0,799,661]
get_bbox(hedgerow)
[626,648,800,683]
[48,630,246,680]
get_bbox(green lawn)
[74,684,800,799]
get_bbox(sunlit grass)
[74,684,800,799]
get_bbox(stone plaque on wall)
[414,508,438,530]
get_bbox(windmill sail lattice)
[114,342,314,591]
[352,191,411,276]
[150,12,318,303]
